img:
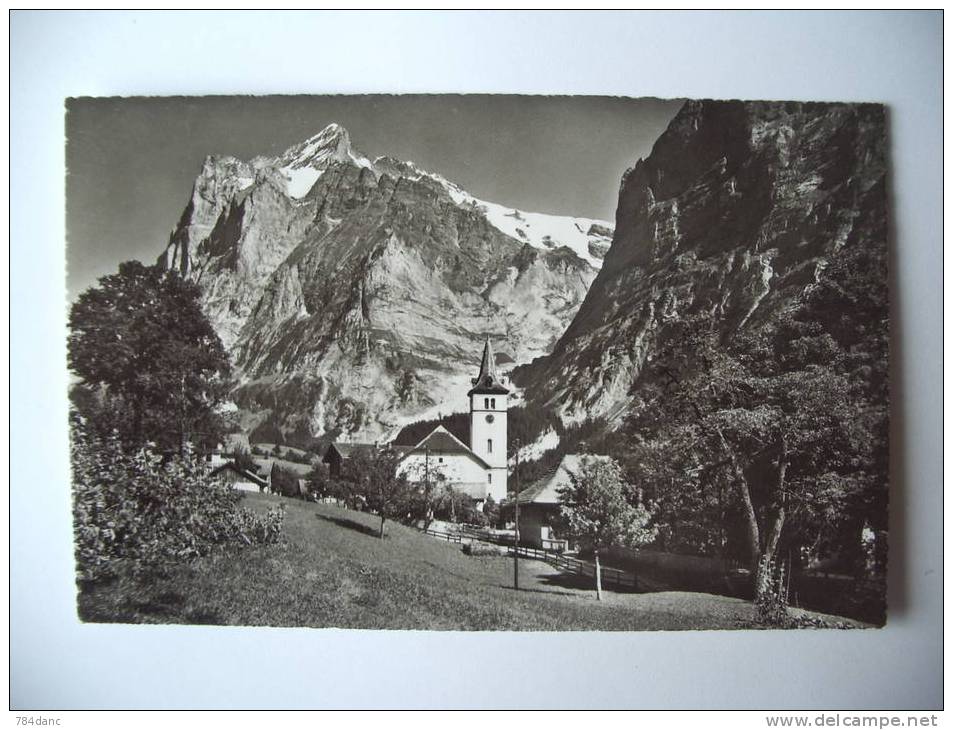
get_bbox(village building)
[322,441,376,479]
[211,461,270,492]
[505,454,611,550]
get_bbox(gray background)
[10,10,942,709]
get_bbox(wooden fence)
[424,528,637,590]
[519,546,638,589]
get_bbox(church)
[395,337,509,504]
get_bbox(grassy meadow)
[77,493,865,631]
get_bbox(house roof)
[323,442,376,461]
[467,337,511,396]
[211,462,268,488]
[400,425,492,469]
[513,454,613,505]
[253,459,274,477]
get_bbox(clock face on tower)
[485,414,495,424]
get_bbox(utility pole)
[513,437,520,591]
[424,446,431,526]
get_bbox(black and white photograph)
[65,94,889,631]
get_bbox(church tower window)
[487,439,493,453]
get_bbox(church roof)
[401,426,492,469]
[467,336,510,396]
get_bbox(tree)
[628,296,886,598]
[557,456,657,600]
[68,261,231,452]
[348,447,414,538]
[305,461,332,500]
[483,495,501,528]
[402,455,448,527]
[271,464,301,499]
[231,446,257,474]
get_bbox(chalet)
[322,441,377,478]
[211,462,269,493]
[505,454,611,549]
[252,459,275,486]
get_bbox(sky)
[65,95,682,299]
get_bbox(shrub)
[71,418,284,583]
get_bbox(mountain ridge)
[158,123,614,444]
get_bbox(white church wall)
[398,452,489,488]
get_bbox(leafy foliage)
[230,447,257,474]
[68,261,232,452]
[339,447,415,537]
[482,495,501,528]
[71,418,283,583]
[625,235,888,587]
[557,456,657,599]
[271,464,302,499]
[558,456,657,555]
[432,485,486,525]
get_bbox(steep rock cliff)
[514,100,887,425]
[159,124,613,442]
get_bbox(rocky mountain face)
[514,99,887,425]
[159,124,613,443]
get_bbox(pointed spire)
[476,336,498,383]
[468,335,509,395]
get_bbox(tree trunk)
[762,459,788,564]
[379,515,386,539]
[594,549,603,601]
[763,509,786,565]
[715,426,761,572]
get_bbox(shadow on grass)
[317,513,383,539]
[499,584,581,599]
[536,571,644,595]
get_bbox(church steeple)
[468,336,509,396]
[467,336,508,502]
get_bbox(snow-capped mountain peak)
[362,157,613,269]
[159,122,615,441]
[276,123,374,198]
[433,176,613,269]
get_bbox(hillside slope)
[77,494,865,630]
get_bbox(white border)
[10,10,943,709]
